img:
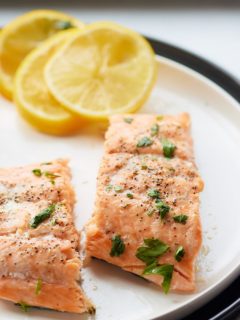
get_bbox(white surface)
[0,56,239,320]
[0,2,239,80]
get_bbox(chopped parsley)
[175,246,185,262]
[151,123,159,137]
[44,172,60,185]
[114,185,123,193]
[147,189,160,199]
[173,214,188,224]
[32,169,42,177]
[137,136,153,148]
[35,278,42,295]
[136,238,169,265]
[55,20,74,30]
[124,117,133,124]
[143,262,174,294]
[162,139,176,158]
[126,192,133,199]
[17,301,31,312]
[155,199,170,219]
[105,184,113,192]
[30,204,56,229]
[45,172,60,179]
[110,235,125,257]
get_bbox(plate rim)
[146,36,240,320]
[146,36,240,104]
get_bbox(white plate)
[0,56,240,320]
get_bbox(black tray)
[147,36,240,320]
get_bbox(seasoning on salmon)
[105,113,194,162]
[86,113,203,293]
[0,159,92,313]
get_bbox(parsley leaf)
[173,214,188,224]
[32,169,42,177]
[124,117,133,124]
[30,204,56,229]
[114,185,123,193]
[17,301,31,312]
[175,246,185,262]
[162,139,176,158]
[136,238,169,265]
[126,192,133,199]
[110,235,125,257]
[151,123,159,136]
[147,189,160,199]
[105,184,113,192]
[155,199,170,219]
[35,278,42,295]
[143,262,174,294]
[137,136,153,148]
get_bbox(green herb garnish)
[32,169,42,177]
[147,189,160,199]
[45,172,60,179]
[55,20,74,30]
[110,235,125,257]
[35,278,42,295]
[30,204,56,229]
[124,117,133,124]
[151,123,159,136]
[175,246,185,262]
[143,262,174,294]
[114,185,123,193]
[173,214,188,224]
[137,136,153,148]
[155,199,170,219]
[126,192,133,199]
[136,238,169,265]
[45,172,60,185]
[162,139,176,158]
[41,162,52,165]
[17,301,31,312]
[105,184,113,192]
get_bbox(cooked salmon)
[0,159,92,313]
[105,113,194,162]
[86,113,203,293]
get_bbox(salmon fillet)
[0,159,92,313]
[86,113,203,293]
[105,113,194,162]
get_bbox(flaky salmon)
[0,159,92,313]
[86,113,203,293]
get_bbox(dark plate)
[147,36,240,320]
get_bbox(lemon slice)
[45,22,157,119]
[0,10,84,99]
[14,30,82,136]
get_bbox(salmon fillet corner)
[86,113,203,293]
[0,159,93,313]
